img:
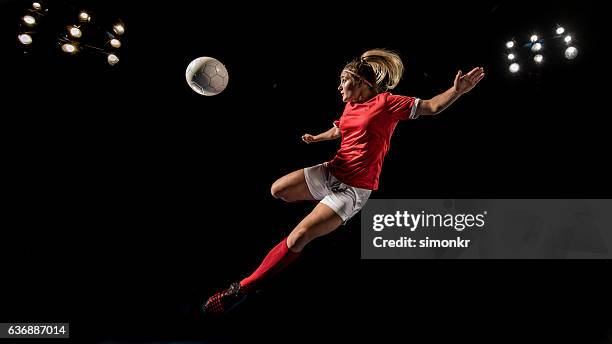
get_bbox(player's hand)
[454,67,485,94]
[301,134,317,144]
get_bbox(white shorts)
[303,163,372,223]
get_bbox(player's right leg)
[270,168,316,202]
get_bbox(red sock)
[240,237,300,292]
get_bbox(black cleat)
[202,282,247,315]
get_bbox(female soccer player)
[203,49,484,314]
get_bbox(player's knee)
[270,181,285,200]
[271,181,294,202]
[287,226,313,252]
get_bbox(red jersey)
[327,92,419,190]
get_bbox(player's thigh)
[270,169,315,202]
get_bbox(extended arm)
[416,67,485,116]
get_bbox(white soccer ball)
[185,56,229,96]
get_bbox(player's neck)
[354,90,378,104]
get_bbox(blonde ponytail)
[361,49,404,91]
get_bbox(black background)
[0,0,610,343]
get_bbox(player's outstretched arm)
[416,67,485,116]
[302,126,341,144]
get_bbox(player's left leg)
[202,203,342,315]
[285,202,343,252]
[202,174,369,315]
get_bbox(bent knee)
[270,181,285,200]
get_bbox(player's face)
[338,71,360,103]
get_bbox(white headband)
[342,69,374,88]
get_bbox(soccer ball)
[185,56,229,96]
